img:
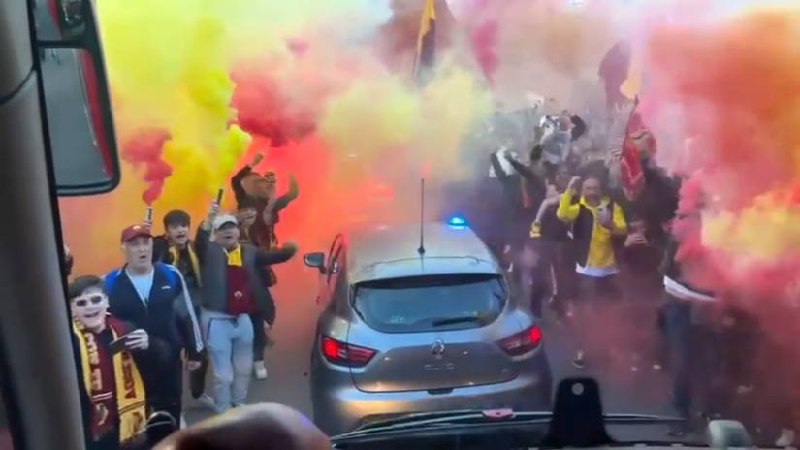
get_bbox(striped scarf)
[73,318,146,444]
[168,243,202,287]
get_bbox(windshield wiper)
[332,410,686,443]
[430,316,484,327]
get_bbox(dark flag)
[598,40,632,111]
[413,0,436,84]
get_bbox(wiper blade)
[355,409,548,431]
[332,411,686,442]
[602,413,686,424]
[430,316,483,327]
[334,409,547,442]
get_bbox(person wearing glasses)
[68,275,150,450]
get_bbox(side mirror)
[303,252,327,274]
[31,0,121,196]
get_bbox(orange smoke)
[640,8,800,341]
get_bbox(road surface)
[184,261,680,442]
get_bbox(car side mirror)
[303,252,327,274]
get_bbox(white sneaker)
[776,429,795,447]
[253,360,268,380]
[192,393,215,410]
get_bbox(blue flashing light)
[447,216,468,230]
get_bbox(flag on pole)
[413,0,436,84]
[598,40,632,111]
[620,97,655,200]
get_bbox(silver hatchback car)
[303,220,552,435]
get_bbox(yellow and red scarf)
[168,243,202,286]
[73,319,147,444]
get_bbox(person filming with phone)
[68,275,150,450]
[557,172,627,369]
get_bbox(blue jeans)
[202,310,254,413]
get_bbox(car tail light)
[320,336,376,368]
[498,326,542,356]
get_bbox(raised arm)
[489,151,510,182]
[254,241,298,267]
[232,153,264,206]
[273,174,299,212]
[556,177,582,223]
[195,200,220,262]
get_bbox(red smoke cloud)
[642,11,800,383]
[122,128,174,205]
[468,20,498,85]
[231,62,316,148]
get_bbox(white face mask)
[71,287,109,331]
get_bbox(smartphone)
[109,334,132,354]
[598,205,610,223]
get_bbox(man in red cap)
[105,223,204,426]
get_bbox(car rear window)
[353,274,507,333]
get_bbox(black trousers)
[144,354,183,423]
[250,302,276,363]
[87,432,118,450]
[188,305,209,399]
[526,239,576,317]
[188,355,209,400]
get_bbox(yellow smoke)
[98,0,249,202]
[60,0,491,275]
[703,190,800,265]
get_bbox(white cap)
[212,213,238,231]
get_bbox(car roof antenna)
[417,178,426,256]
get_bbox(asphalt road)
[184,262,680,442]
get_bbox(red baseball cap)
[120,224,153,243]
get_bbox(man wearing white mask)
[69,275,150,450]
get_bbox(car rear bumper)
[312,356,552,436]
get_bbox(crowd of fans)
[479,100,795,445]
[64,157,299,450]
[61,96,799,448]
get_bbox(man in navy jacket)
[105,224,204,423]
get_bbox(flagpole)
[413,0,436,85]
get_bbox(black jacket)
[194,228,295,316]
[105,263,203,360]
[489,153,547,218]
[662,237,717,299]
